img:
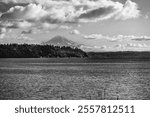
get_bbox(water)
[0,58,150,100]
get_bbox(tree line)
[0,44,88,58]
[88,51,150,60]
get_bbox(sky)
[0,0,150,51]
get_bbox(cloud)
[80,44,108,52]
[144,12,150,19]
[70,29,80,35]
[40,22,58,29]
[59,25,72,30]
[84,34,104,39]
[114,43,148,48]
[78,6,116,21]
[1,3,48,21]
[83,34,127,41]
[0,0,140,26]
[10,21,33,28]
[84,34,150,42]
[0,0,141,40]
[115,0,140,20]
[78,0,140,22]
[112,43,150,51]
[0,28,6,33]
[0,2,28,13]
[77,24,81,27]
[114,44,124,48]
[145,15,149,19]
[21,29,33,34]
[94,45,107,49]
[131,36,150,41]
[0,33,5,39]
[126,43,148,48]
[17,34,34,41]
[0,28,6,39]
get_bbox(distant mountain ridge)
[42,35,82,48]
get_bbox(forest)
[1,44,150,59]
[0,44,88,58]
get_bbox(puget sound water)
[0,58,150,100]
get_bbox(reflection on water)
[0,58,150,100]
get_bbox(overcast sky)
[0,0,150,51]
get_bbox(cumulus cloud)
[77,0,140,22]
[1,4,48,21]
[70,29,80,35]
[0,1,28,14]
[0,0,141,42]
[84,34,150,42]
[0,0,140,27]
[115,0,140,20]
[11,21,33,28]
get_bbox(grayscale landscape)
[0,0,150,100]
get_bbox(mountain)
[42,35,82,48]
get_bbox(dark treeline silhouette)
[88,51,150,60]
[0,44,88,58]
[1,44,150,59]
